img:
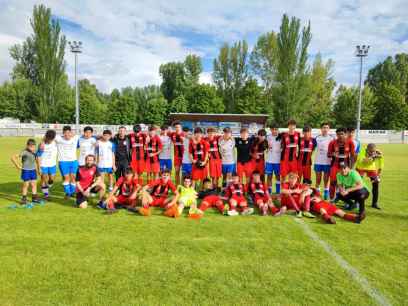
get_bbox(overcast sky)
[1,0,408,93]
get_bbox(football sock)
[322,213,331,222]
[63,182,70,195]
[41,185,49,196]
[323,188,329,200]
[303,196,311,211]
[343,213,356,222]
[372,181,379,205]
[70,183,76,195]
[270,206,279,215]
[275,182,281,194]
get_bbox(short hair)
[252,170,261,176]
[182,127,190,132]
[148,125,156,132]
[320,122,330,128]
[83,126,93,133]
[240,127,248,133]
[287,119,297,126]
[194,127,203,134]
[183,175,192,181]
[26,138,36,146]
[133,124,142,133]
[347,127,356,133]
[85,154,96,161]
[207,127,216,133]
[223,127,232,133]
[44,129,56,142]
[202,178,211,184]
[118,126,126,130]
[303,125,311,132]
[124,168,133,175]
[232,172,239,177]
[288,172,299,179]
[161,124,169,130]
[268,122,279,129]
[103,129,112,135]
[161,169,171,175]
[62,125,71,132]
[257,129,267,136]
[172,120,182,127]
[336,127,347,134]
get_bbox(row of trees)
[0,4,407,129]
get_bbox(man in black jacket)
[112,126,131,180]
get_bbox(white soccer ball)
[79,201,88,209]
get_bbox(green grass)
[0,137,407,306]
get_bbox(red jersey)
[115,176,139,196]
[327,139,355,167]
[76,165,100,190]
[145,135,163,164]
[248,181,269,198]
[298,137,316,166]
[189,139,209,166]
[282,182,306,195]
[281,132,300,162]
[129,132,147,161]
[170,131,185,160]
[206,136,221,160]
[148,178,176,197]
[250,138,268,161]
[225,183,246,197]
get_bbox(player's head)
[310,188,321,202]
[346,127,356,138]
[85,154,96,167]
[133,124,142,133]
[240,127,249,139]
[232,172,240,184]
[202,178,213,190]
[26,138,36,152]
[44,129,56,144]
[182,126,190,136]
[102,129,112,140]
[288,172,299,186]
[83,126,93,138]
[303,125,312,138]
[173,120,182,132]
[366,143,377,155]
[183,175,193,187]
[336,127,347,142]
[339,162,350,175]
[62,125,72,138]
[207,127,216,138]
[252,170,261,183]
[124,168,134,181]
[320,122,330,135]
[269,123,279,136]
[287,119,297,132]
[118,126,127,138]
[223,127,232,139]
[148,125,157,136]
[161,169,171,181]
[257,129,267,141]
[161,124,169,134]
[194,127,203,140]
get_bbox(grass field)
[0,137,407,306]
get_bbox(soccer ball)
[79,201,88,209]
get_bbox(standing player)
[250,129,268,182]
[297,126,316,185]
[145,125,163,183]
[235,128,253,184]
[159,125,172,172]
[206,127,222,188]
[265,124,281,194]
[218,127,235,187]
[129,124,147,184]
[280,119,300,182]
[314,122,335,200]
[78,126,97,167]
[327,128,355,200]
[55,126,80,197]
[224,173,254,216]
[112,126,130,180]
[248,171,281,216]
[96,130,116,192]
[37,130,57,199]
[189,127,209,186]
[170,121,185,185]
[347,127,361,166]
[181,127,193,177]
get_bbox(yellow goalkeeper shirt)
[355,149,384,171]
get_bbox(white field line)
[294,218,393,306]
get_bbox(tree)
[169,95,188,113]
[213,40,249,113]
[187,84,225,113]
[184,54,202,87]
[159,62,186,104]
[236,79,265,114]
[78,79,106,124]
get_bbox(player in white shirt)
[265,124,282,194]
[37,129,58,199]
[159,125,173,171]
[314,122,335,199]
[181,127,192,176]
[55,126,80,197]
[218,127,235,185]
[97,130,116,191]
[78,126,97,166]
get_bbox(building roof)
[169,113,269,124]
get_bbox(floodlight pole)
[69,41,82,134]
[355,45,369,141]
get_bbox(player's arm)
[11,153,22,170]
[111,143,116,171]
[327,141,334,158]
[349,141,356,167]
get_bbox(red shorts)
[116,195,135,206]
[237,161,253,178]
[145,160,160,174]
[253,194,270,205]
[252,159,265,175]
[150,196,167,208]
[209,159,222,178]
[230,195,247,207]
[174,156,182,168]
[330,165,340,181]
[298,164,312,181]
[131,159,145,174]
[202,195,222,206]
[312,200,338,216]
[192,164,208,180]
[280,160,298,178]
[357,169,378,178]
[281,194,301,210]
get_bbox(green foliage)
[236,79,265,114]
[187,84,225,113]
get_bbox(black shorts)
[76,186,101,205]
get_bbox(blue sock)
[323,188,329,200]
[63,183,70,195]
[276,182,281,194]
[70,183,76,195]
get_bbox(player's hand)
[84,189,91,197]
[149,153,154,157]
[340,190,348,196]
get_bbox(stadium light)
[355,45,370,140]
[68,41,82,134]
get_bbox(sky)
[1,0,408,93]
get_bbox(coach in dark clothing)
[112,126,131,179]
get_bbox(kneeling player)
[164,175,198,218]
[224,173,254,216]
[106,168,140,213]
[75,154,106,209]
[280,172,314,218]
[248,171,281,216]
[198,178,226,214]
[310,189,365,224]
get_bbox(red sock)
[303,196,311,211]
[107,199,115,210]
[329,184,336,199]
[270,206,279,215]
[343,213,356,222]
[289,196,300,211]
[323,213,331,222]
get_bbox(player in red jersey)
[327,127,355,199]
[309,188,365,224]
[189,127,209,186]
[129,124,148,182]
[170,121,185,186]
[297,126,316,185]
[138,169,178,216]
[205,127,222,188]
[249,129,268,182]
[280,119,301,182]
[224,173,254,216]
[145,125,163,183]
[280,172,314,218]
[248,171,281,216]
[106,168,140,213]
[198,178,226,214]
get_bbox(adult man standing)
[112,126,131,180]
[170,121,185,185]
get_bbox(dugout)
[169,113,269,136]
